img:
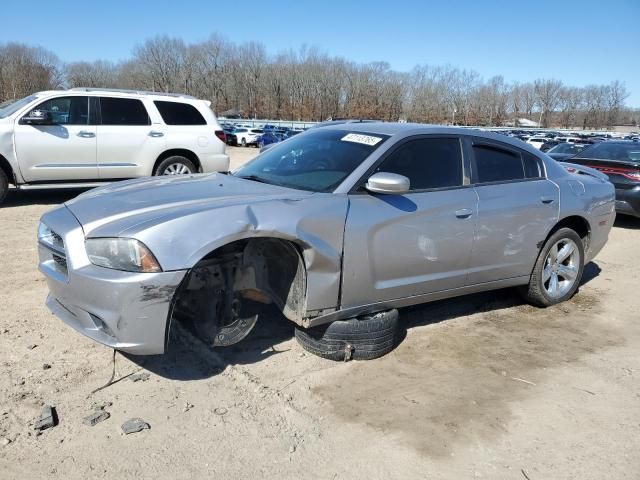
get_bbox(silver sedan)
[38,124,616,359]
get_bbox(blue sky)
[2,0,639,106]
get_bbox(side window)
[154,101,206,125]
[375,137,463,190]
[100,97,150,126]
[473,144,524,183]
[523,153,543,178]
[30,96,89,125]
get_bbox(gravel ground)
[1,146,639,479]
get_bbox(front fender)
[132,194,350,312]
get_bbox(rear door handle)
[77,131,95,138]
[149,130,164,137]
[541,197,555,204]
[455,208,473,219]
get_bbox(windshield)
[0,94,38,119]
[233,129,390,192]
[577,143,640,163]
[548,143,585,154]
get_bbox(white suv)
[0,88,230,203]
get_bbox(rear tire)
[154,156,196,176]
[521,227,584,307]
[295,309,399,361]
[0,169,8,204]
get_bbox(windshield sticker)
[341,133,382,146]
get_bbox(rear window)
[474,144,524,183]
[100,98,150,125]
[578,143,640,163]
[154,101,207,125]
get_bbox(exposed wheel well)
[0,154,15,185]
[153,149,201,175]
[171,238,307,345]
[545,215,591,251]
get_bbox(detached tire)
[295,309,399,361]
[0,169,8,204]
[154,156,196,176]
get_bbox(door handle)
[149,131,164,137]
[540,197,555,204]
[77,131,95,138]
[455,208,473,219]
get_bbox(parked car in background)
[0,88,229,203]
[38,124,615,361]
[526,136,549,150]
[257,131,285,148]
[546,142,587,161]
[566,141,640,217]
[540,140,559,152]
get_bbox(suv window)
[374,137,463,190]
[30,96,89,125]
[154,101,206,125]
[100,97,150,126]
[473,144,524,183]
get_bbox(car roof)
[34,88,203,104]
[319,122,542,151]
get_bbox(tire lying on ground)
[294,309,399,361]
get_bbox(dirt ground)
[1,146,639,479]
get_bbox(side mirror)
[365,172,410,195]
[22,109,53,125]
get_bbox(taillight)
[590,164,640,181]
[215,130,226,142]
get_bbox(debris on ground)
[213,407,228,416]
[83,410,110,427]
[129,372,150,383]
[34,405,58,431]
[90,401,113,411]
[121,418,150,435]
[183,402,194,413]
[1,437,11,446]
[28,344,37,350]
[42,363,52,370]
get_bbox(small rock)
[1,437,11,446]
[42,364,52,370]
[213,407,228,416]
[289,444,296,453]
[83,410,110,427]
[121,418,150,435]
[90,401,113,411]
[183,402,194,413]
[34,405,57,431]
[28,344,37,350]
[129,372,150,383]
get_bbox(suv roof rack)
[68,87,197,99]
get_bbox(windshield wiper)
[235,174,273,185]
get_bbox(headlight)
[38,222,57,247]
[85,238,162,273]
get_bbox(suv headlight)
[38,222,56,247]
[85,238,162,273]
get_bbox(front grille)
[52,254,67,272]
[40,228,68,277]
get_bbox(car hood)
[65,173,313,236]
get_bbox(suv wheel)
[0,168,8,204]
[241,138,247,147]
[154,156,196,176]
[521,227,584,307]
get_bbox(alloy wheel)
[542,238,580,298]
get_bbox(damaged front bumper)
[39,205,187,355]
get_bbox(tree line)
[0,36,637,129]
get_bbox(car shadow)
[1,188,90,207]
[130,261,601,381]
[614,215,640,230]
